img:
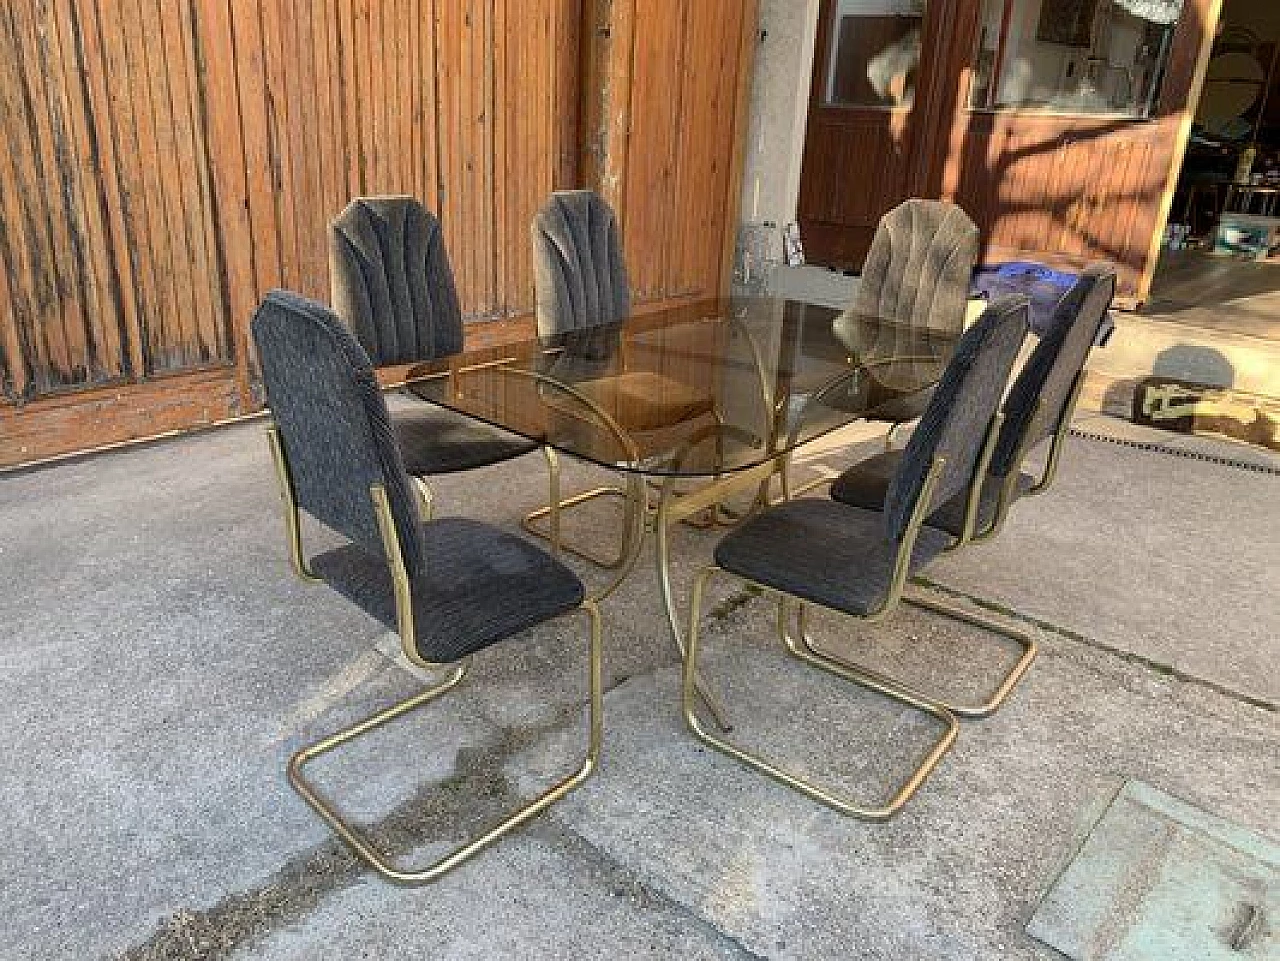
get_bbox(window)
[970,0,1185,117]
[822,0,927,108]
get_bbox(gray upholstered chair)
[329,196,538,485]
[525,190,715,567]
[681,297,1029,819]
[532,189,631,335]
[839,199,981,445]
[252,290,602,885]
[830,265,1118,546]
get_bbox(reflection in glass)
[970,0,1183,117]
[823,0,927,108]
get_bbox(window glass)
[970,0,1184,117]
[822,0,927,108]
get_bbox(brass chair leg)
[522,446,637,569]
[287,602,604,885]
[681,568,958,820]
[266,424,321,583]
[790,588,1038,720]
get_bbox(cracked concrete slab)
[0,414,1276,960]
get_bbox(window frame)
[966,0,1183,120]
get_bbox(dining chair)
[330,196,538,504]
[839,199,981,448]
[526,189,717,567]
[681,297,1029,819]
[253,289,603,885]
[829,266,1118,546]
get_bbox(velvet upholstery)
[311,517,585,663]
[532,190,630,336]
[330,196,464,366]
[883,296,1029,543]
[330,196,537,474]
[252,290,425,575]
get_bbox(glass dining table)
[405,296,960,729]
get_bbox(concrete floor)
[1144,250,1280,342]
[0,415,1276,960]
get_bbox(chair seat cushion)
[573,370,713,431]
[387,395,539,475]
[312,518,585,663]
[863,388,932,426]
[830,450,1033,537]
[714,499,951,617]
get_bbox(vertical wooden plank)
[6,1,80,385]
[49,0,124,381]
[458,0,479,312]
[0,226,26,399]
[296,0,328,299]
[0,6,37,396]
[552,0,579,190]
[718,0,757,296]
[165,0,225,362]
[623,0,685,301]
[227,0,281,302]
[198,0,258,403]
[421,0,440,210]
[139,0,205,369]
[84,0,151,378]
[334,0,360,196]
[260,0,299,291]
[492,0,510,316]
[116,0,175,368]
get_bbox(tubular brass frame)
[267,421,605,883]
[779,413,1039,719]
[287,592,603,886]
[681,459,959,819]
[266,424,321,584]
[776,355,943,502]
[971,370,1085,545]
[1026,369,1084,496]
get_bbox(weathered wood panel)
[592,0,757,307]
[2,0,581,466]
[1,0,754,468]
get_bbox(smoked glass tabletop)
[404,297,960,478]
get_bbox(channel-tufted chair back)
[252,290,424,575]
[850,199,980,333]
[330,196,464,366]
[884,295,1028,543]
[532,190,631,337]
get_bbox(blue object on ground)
[972,261,1113,346]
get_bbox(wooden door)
[582,0,758,308]
[798,0,951,268]
[0,0,580,467]
[934,0,1222,304]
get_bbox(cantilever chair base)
[288,602,603,886]
[683,567,959,820]
[522,481,638,570]
[789,585,1037,720]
